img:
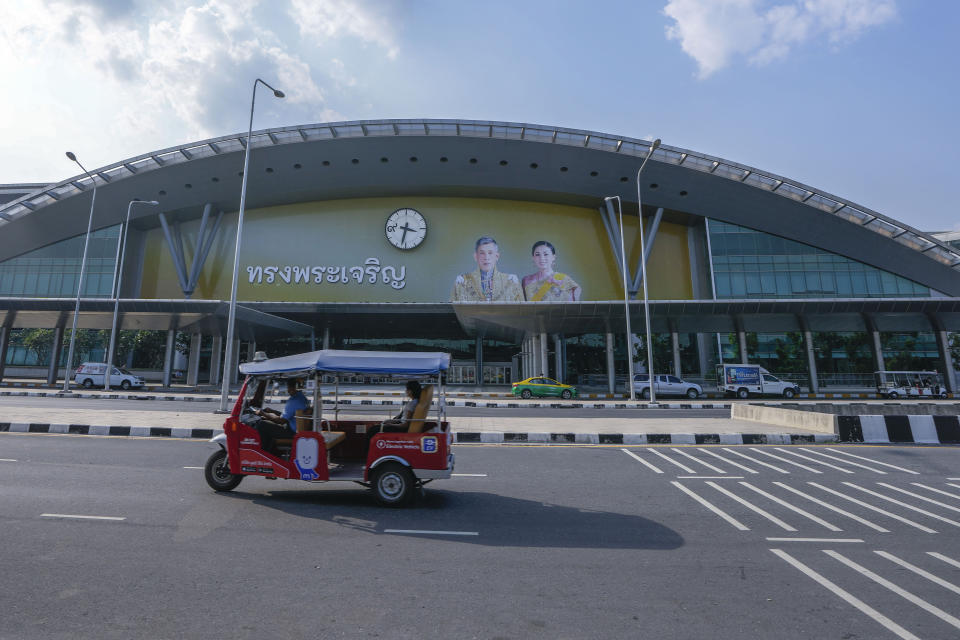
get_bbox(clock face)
[385,208,427,250]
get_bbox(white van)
[716,364,800,399]
[74,363,145,390]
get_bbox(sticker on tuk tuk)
[421,436,438,453]
[294,437,321,481]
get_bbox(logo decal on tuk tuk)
[421,436,438,453]
[294,437,321,481]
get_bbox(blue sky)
[1,0,957,231]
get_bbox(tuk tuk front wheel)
[204,449,243,492]
[372,462,414,507]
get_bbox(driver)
[250,378,309,451]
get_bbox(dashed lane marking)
[384,529,479,536]
[825,550,960,633]
[824,448,919,474]
[41,513,125,521]
[772,447,854,474]
[841,482,960,528]
[797,447,886,474]
[676,476,744,479]
[808,482,937,533]
[183,466,203,470]
[739,481,841,531]
[705,480,796,531]
[771,549,920,640]
[748,447,822,474]
[621,448,662,473]
[874,550,960,596]
[671,481,749,531]
[772,482,890,533]
[0,458,17,462]
[452,473,488,477]
[765,538,863,543]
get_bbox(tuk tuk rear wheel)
[372,462,414,507]
[204,449,243,492]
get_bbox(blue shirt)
[281,391,310,433]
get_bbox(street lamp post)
[635,138,661,405]
[603,196,636,401]
[219,78,284,412]
[62,151,98,391]
[104,199,158,390]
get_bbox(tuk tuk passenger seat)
[407,384,434,434]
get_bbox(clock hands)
[399,222,413,247]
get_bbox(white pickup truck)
[716,364,800,399]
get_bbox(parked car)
[73,363,145,390]
[511,377,578,399]
[632,374,703,399]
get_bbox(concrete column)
[540,332,548,379]
[230,339,241,384]
[529,334,538,376]
[322,326,330,350]
[208,336,222,385]
[871,330,885,372]
[671,331,682,377]
[803,329,819,394]
[738,330,749,365]
[162,329,175,387]
[696,333,710,380]
[606,332,615,394]
[554,335,563,384]
[47,325,64,385]
[475,336,483,386]
[246,341,256,363]
[935,330,957,393]
[0,325,9,382]
[186,333,201,387]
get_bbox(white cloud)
[663,0,897,78]
[0,0,397,180]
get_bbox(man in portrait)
[451,236,523,302]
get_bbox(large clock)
[385,208,427,250]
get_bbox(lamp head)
[273,90,285,98]
[651,138,661,151]
[65,151,77,162]
[145,200,159,205]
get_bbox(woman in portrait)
[522,240,582,301]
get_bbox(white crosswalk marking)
[771,549,921,640]
[647,448,696,474]
[772,448,854,473]
[910,482,960,501]
[874,551,960,596]
[797,447,887,474]
[772,482,890,532]
[824,448,919,474]
[738,482,841,531]
[721,447,790,474]
[670,448,725,473]
[927,552,960,570]
[706,481,796,531]
[825,550,960,632]
[842,482,960,528]
[671,481,749,531]
[698,448,758,474]
[808,482,937,533]
[621,448,662,473]
[876,483,960,514]
[748,448,822,473]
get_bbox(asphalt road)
[2,433,960,639]
[0,395,732,419]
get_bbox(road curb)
[836,415,960,444]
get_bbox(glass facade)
[708,221,930,299]
[0,225,121,298]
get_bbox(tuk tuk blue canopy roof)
[238,349,451,377]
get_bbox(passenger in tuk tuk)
[249,378,310,451]
[369,380,422,435]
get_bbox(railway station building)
[1,119,958,393]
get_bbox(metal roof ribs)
[123,162,139,173]
[179,149,192,160]
[208,142,221,154]
[297,129,308,141]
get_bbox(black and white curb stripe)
[0,422,214,438]
[836,415,960,444]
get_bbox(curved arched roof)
[2,118,958,295]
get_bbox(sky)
[1,0,957,232]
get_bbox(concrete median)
[731,403,836,435]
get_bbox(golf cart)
[874,370,947,399]
[204,349,453,506]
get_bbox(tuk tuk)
[204,349,453,506]
[874,370,947,399]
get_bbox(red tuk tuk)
[203,349,453,506]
